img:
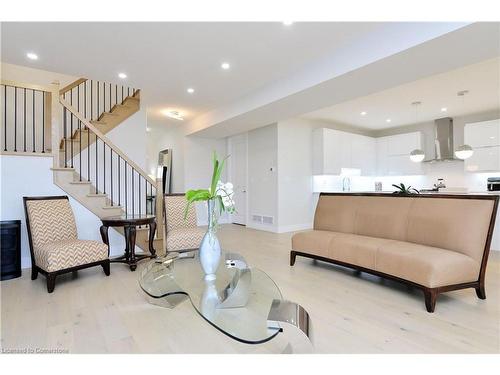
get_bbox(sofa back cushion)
[406,197,494,262]
[314,194,495,263]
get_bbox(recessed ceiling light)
[221,62,230,70]
[118,73,127,79]
[187,88,195,94]
[26,52,38,60]
[386,119,392,123]
[162,110,184,121]
[360,111,367,116]
[441,107,448,112]
[283,21,294,26]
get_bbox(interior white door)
[230,135,247,225]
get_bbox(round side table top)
[101,214,155,226]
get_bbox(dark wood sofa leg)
[46,273,56,293]
[290,251,297,266]
[475,283,486,299]
[423,288,437,313]
[31,267,38,280]
[102,261,110,276]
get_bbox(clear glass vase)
[199,198,221,280]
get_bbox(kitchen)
[305,58,500,248]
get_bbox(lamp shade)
[455,144,474,160]
[410,149,425,163]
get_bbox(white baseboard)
[246,222,312,233]
[277,223,313,233]
[246,222,279,233]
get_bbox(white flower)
[215,180,235,211]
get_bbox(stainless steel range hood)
[424,117,461,162]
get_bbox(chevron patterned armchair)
[23,196,110,293]
[164,194,205,254]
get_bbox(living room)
[1,0,500,373]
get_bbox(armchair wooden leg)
[423,288,437,313]
[46,273,56,293]
[31,267,38,280]
[290,251,297,266]
[475,283,486,299]
[102,261,110,276]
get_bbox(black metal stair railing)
[1,83,48,153]
[61,106,156,216]
[61,79,138,122]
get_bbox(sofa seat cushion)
[167,227,206,252]
[329,232,395,270]
[292,230,337,258]
[36,239,108,272]
[375,241,480,288]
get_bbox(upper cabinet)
[464,119,500,148]
[312,128,376,176]
[313,128,423,176]
[464,119,500,172]
[376,132,423,176]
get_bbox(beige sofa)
[291,193,498,312]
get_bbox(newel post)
[50,82,61,168]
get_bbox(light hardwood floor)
[1,224,499,353]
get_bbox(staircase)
[52,78,164,254]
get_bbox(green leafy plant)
[392,183,420,195]
[184,151,236,219]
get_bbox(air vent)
[252,215,263,223]
[262,216,274,225]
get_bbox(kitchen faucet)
[434,178,446,190]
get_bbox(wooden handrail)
[59,97,156,186]
[59,78,87,96]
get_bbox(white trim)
[276,223,313,233]
[227,133,248,225]
[246,222,278,233]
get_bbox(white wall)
[277,119,314,232]
[107,108,147,170]
[146,121,230,225]
[247,124,279,232]
[146,123,185,193]
[183,134,228,225]
[1,62,77,88]
[0,156,130,269]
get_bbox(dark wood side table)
[100,214,157,271]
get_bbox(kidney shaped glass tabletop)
[139,251,310,344]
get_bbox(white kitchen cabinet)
[464,119,500,172]
[313,128,422,176]
[465,146,500,172]
[351,134,377,175]
[376,132,423,175]
[312,128,375,175]
[464,119,500,148]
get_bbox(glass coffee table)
[139,251,311,345]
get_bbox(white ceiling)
[302,57,500,130]
[0,22,384,126]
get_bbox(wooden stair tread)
[70,181,91,185]
[102,205,123,209]
[51,167,75,171]
[87,193,107,198]
[90,120,107,125]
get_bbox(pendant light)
[455,90,474,160]
[409,101,425,162]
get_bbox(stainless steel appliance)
[487,177,500,191]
